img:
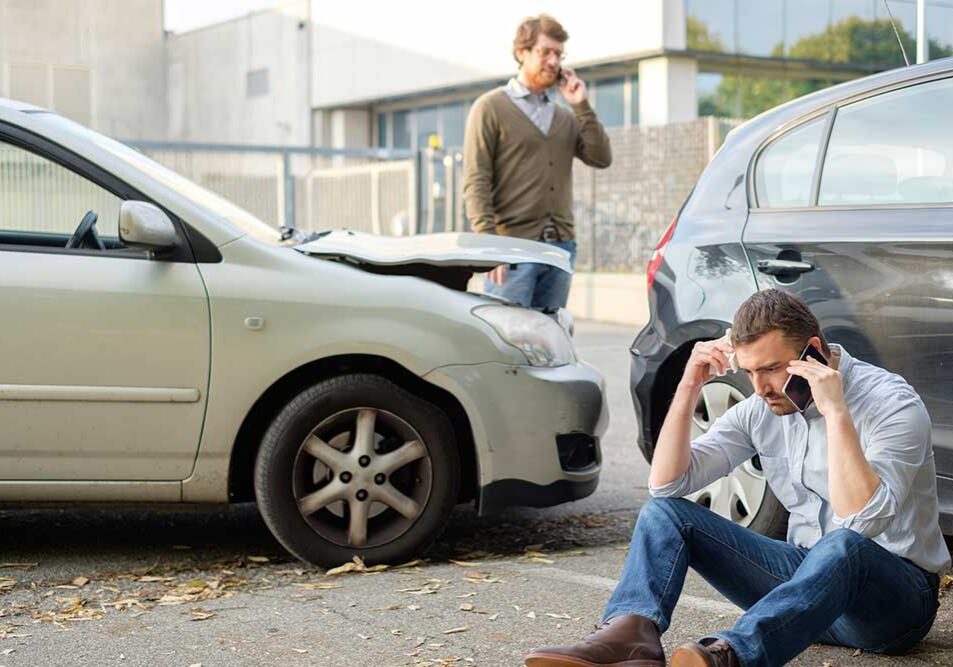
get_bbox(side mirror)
[119,201,177,249]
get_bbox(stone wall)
[571,117,742,272]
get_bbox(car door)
[0,131,210,481]
[742,76,953,508]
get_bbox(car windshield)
[38,113,283,244]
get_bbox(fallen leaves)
[0,579,16,591]
[941,575,952,591]
[292,582,342,591]
[462,572,503,584]
[441,626,469,635]
[326,556,391,577]
[33,597,105,623]
[71,576,90,588]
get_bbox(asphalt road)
[0,321,949,666]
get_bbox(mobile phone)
[557,67,566,85]
[782,343,827,412]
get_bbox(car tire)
[674,372,789,540]
[254,373,460,567]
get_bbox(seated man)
[525,289,949,667]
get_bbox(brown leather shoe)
[671,637,740,667]
[523,614,665,667]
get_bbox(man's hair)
[512,14,569,64]
[731,289,830,355]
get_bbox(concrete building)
[165,7,312,145]
[0,0,167,139]
[314,0,953,151]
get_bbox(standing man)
[463,14,612,310]
[525,289,949,667]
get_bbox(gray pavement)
[0,321,949,666]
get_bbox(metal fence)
[129,141,417,236]
[124,117,741,272]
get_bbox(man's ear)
[808,335,826,357]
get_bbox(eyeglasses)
[533,46,566,62]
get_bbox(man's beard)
[763,393,797,416]
[527,67,557,90]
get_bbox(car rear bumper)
[424,360,608,514]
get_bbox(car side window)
[0,138,121,247]
[755,117,824,208]
[820,77,953,206]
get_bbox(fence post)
[282,151,296,230]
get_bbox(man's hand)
[557,68,587,106]
[488,265,508,285]
[681,338,733,390]
[787,357,847,417]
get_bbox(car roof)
[729,56,953,143]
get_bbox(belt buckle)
[541,224,559,242]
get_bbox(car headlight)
[472,305,576,367]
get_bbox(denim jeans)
[483,239,576,310]
[604,497,941,667]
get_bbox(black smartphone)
[782,343,827,412]
[557,67,567,85]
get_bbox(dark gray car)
[630,57,953,539]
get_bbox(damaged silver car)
[0,98,608,566]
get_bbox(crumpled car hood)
[296,230,571,271]
[296,230,571,291]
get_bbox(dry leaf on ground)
[442,626,469,634]
[292,582,342,591]
[448,560,482,568]
[326,556,391,577]
[72,576,89,588]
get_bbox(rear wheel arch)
[227,354,478,507]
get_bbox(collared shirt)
[650,346,952,574]
[504,77,556,135]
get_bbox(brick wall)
[571,117,742,272]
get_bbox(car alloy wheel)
[686,380,768,528]
[293,407,432,549]
[255,373,459,566]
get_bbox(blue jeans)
[483,240,576,310]
[604,498,941,667]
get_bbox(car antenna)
[882,0,911,66]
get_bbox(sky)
[163,0,649,72]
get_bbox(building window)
[393,110,411,149]
[593,77,625,128]
[246,69,269,98]
[629,75,639,126]
[377,112,388,148]
[415,106,438,149]
[686,0,953,66]
[697,71,830,119]
[439,102,467,148]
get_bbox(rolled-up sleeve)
[832,398,932,538]
[650,399,758,498]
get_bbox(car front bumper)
[423,360,608,515]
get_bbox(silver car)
[0,99,608,566]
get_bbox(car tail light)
[646,215,677,293]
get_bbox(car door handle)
[756,259,815,275]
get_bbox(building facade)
[0,0,167,140]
